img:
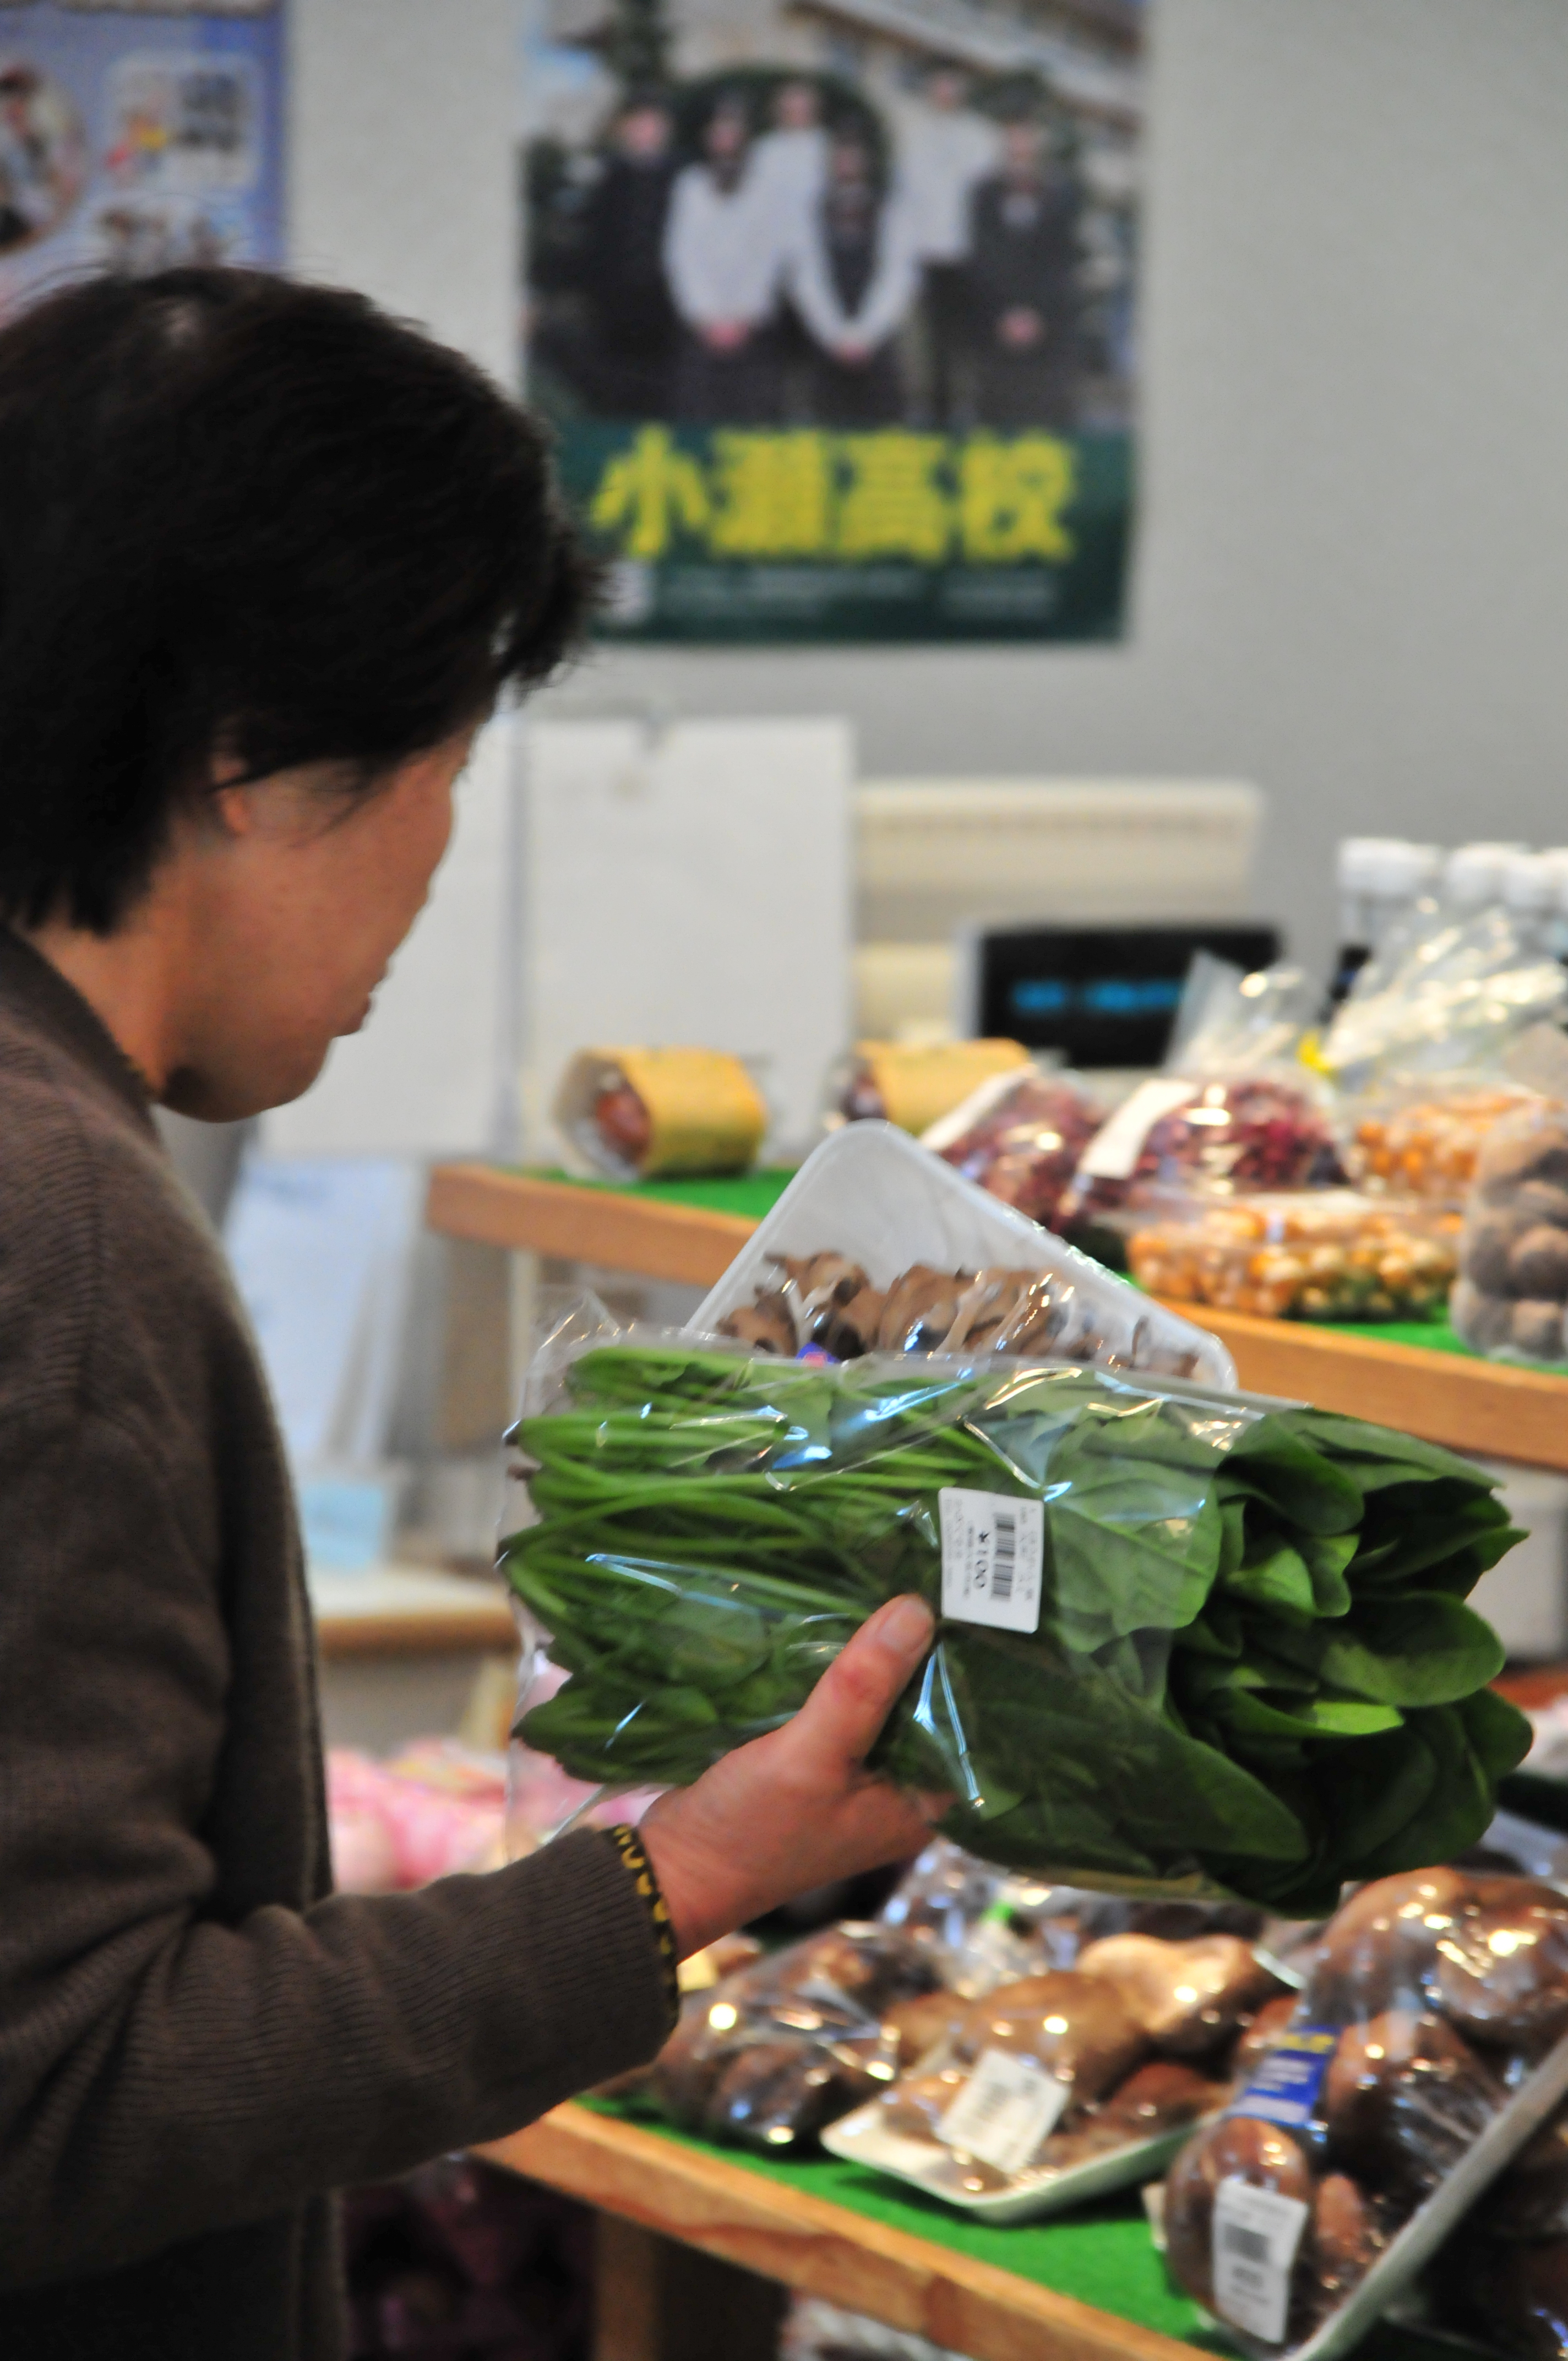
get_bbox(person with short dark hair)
[578,90,682,417]
[0,267,939,2360]
[967,116,1083,428]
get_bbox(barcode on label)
[939,1489,1043,1635]
[992,1513,1016,1602]
[1211,2182,1309,2347]
[935,2047,1070,2177]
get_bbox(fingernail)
[873,1594,934,1659]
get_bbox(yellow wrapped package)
[832,1040,1031,1138]
[554,1047,768,1179]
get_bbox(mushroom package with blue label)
[1163,1869,1568,2354]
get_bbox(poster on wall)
[0,0,282,324]
[520,0,1144,643]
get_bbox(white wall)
[292,0,1568,979]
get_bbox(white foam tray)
[823,2103,1200,2226]
[688,1121,1236,1391]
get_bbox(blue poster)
[0,0,282,320]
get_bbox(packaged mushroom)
[1435,2097,1568,2361]
[828,1040,1032,1139]
[824,1931,1287,2220]
[554,1046,769,1180]
[647,1922,946,2155]
[1453,1100,1568,1363]
[1162,1868,1568,2358]
[687,1119,1236,1389]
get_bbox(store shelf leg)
[594,2212,786,2361]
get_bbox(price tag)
[1077,1076,1197,1181]
[1230,2028,1337,2130]
[1212,2180,1309,2346]
[939,1489,1043,1635]
[935,2047,1070,2175]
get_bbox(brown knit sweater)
[0,929,674,2359]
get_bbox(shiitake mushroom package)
[1163,1869,1568,2356]
[648,1923,946,2155]
[821,1929,1289,2218]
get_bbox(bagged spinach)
[502,1336,1528,1918]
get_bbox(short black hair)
[0,267,595,932]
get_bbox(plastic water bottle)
[1331,839,1442,1005]
[1442,841,1527,915]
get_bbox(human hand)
[639,1595,945,1957]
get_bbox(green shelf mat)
[577,2099,1454,2361]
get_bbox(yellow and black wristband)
[602,1821,680,2025]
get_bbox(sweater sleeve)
[0,1406,674,2292]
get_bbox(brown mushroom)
[1324,2009,1500,2200]
[1164,2115,1314,2313]
[1076,1933,1288,2059]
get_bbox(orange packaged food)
[1128,1192,1457,1323]
[1348,1087,1539,1205]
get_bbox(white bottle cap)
[1337,839,1441,897]
[1503,850,1559,917]
[1442,841,1528,910]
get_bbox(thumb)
[792,1594,934,1770]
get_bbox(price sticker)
[1077,1076,1197,1181]
[939,1488,1043,1635]
[1212,2180,1309,2346]
[935,2047,1070,2176]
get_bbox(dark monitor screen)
[975,924,1284,1068]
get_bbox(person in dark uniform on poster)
[967,115,1082,429]
[789,127,918,427]
[579,90,682,418]
[664,95,783,423]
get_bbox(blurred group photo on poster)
[525,0,1140,437]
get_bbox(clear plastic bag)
[1321,905,1567,1100]
[1436,2097,1568,2360]
[1163,1868,1568,2357]
[649,1922,945,2152]
[1125,1191,1458,1324]
[1059,964,1343,1239]
[1453,1100,1568,1363]
[502,1318,1527,1917]
[921,1064,1107,1234]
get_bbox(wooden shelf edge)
[315,1608,517,1658]
[424,1163,1568,1471]
[427,1165,752,1287]
[1161,1301,1568,1473]
[481,2104,1195,2361]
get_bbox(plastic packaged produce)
[648,1923,944,2153]
[688,1119,1234,1388]
[829,1040,1031,1137]
[1346,1084,1540,1209]
[824,1943,1267,2218]
[921,1065,1106,1233]
[1436,2099,1568,2361]
[1126,1193,1458,1324]
[1059,965,1343,1239]
[1313,902,1558,1114]
[1163,1869,1568,2358]
[1453,1100,1568,1363]
[1332,840,1444,1007]
[554,1046,769,1180]
[504,1330,1527,1916]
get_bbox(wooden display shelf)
[427,1163,1568,1473]
[481,2104,1190,2361]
